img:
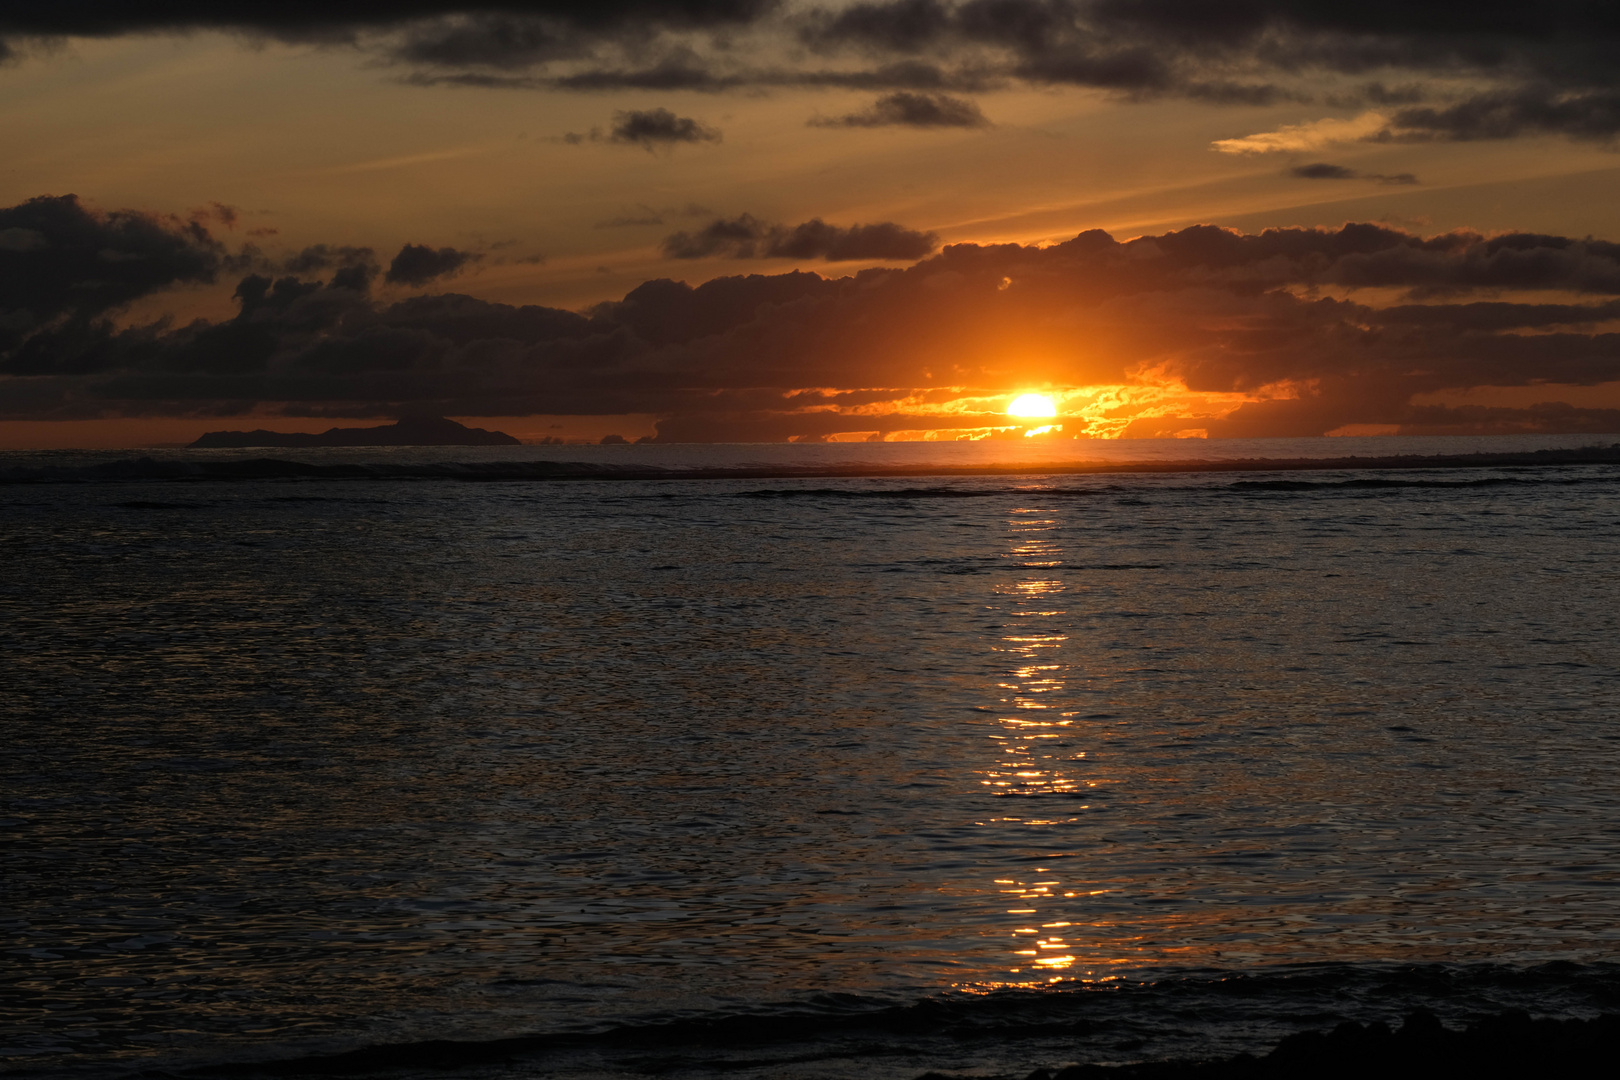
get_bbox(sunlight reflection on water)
[6,462,1620,1072]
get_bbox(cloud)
[274,246,381,294]
[0,3,780,42]
[4,2,1620,146]
[608,108,721,147]
[391,14,586,70]
[283,244,378,275]
[0,193,220,356]
[1289,163,1419,184]
[661,214,771,258]
[562,109,722,148]
[1290,163,1357,180]
[10,193,1620,440]
[768,219,939,260]
[192,201,241,229]
[0,227,49,251]
[384,243,481,286]
[809,91,988,128]
[1213,112,1392,154]
[660,215,939,260]
[1379,88,1620,142]
[803,0,952,52]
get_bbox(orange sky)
[5,5,1620,446]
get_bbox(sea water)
[5,435,1620,1077]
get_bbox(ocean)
[5,434,1620,1078]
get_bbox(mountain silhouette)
[189,416,520,448]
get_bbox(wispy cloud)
[1289,162,1419,184]
[1212,112,1389,155]
[319,146,489,174]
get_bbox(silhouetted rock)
[189,416,520,448]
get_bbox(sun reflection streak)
[966,504,1113,981]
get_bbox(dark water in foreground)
[5,436,1620,1077]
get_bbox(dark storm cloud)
[428,67,929,93]
[0,193,220,356]
[0,2,779,39]
[1375,298,1620,330]
[809,91,988,128]
[804,0,950,52]
[392,15,584,70]
[801,1,1187,94]
[661,215,939,260]
[801,1,1620,136]
[8,192,1620,439]
[384,243,481,286]
[548,64,749,91]
[519,57,980,93]
[12,1,1620,141]
[1380,87,1620,142]
[1290,163,1419,184]
[0,3,781,88]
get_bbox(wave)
[14,962,1618,1080]
[4,446,1620,486]
[737,487,997,498]
[1050,1009,1620,1079]
[1229,474,1620,491]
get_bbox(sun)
[1006,393,1058,418]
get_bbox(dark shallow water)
[5,439,1620,1078]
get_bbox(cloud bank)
[7,193,1620,440]
[8,4,1620,143]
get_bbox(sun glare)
[1007,393,1058,418]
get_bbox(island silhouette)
[189,416,520,448]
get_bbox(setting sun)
[1007,393,1059,418]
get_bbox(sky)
[5,2,1620,446]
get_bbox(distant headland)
[188,416,521,449]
